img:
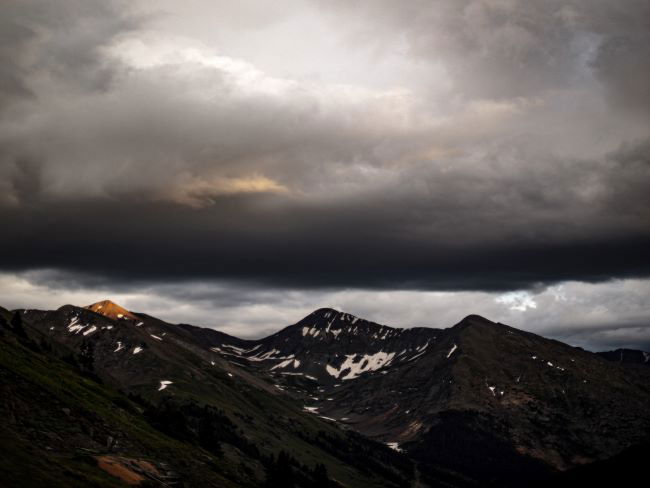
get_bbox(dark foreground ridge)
[1,302,648,487]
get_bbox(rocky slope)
[200,309,650,486]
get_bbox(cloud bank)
[1,1,648,346]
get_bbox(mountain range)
[1,301,648,487]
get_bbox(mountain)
[1,302,649,487]
[204,308,438,383]
[1,305,417,488]
[200,309,650,486]
[597,348,650,367]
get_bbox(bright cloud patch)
[496,291,538,312]
[165,174,289,208]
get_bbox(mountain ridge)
[191,305,650,483]
[2,300,649,487]
[2,303,418,488]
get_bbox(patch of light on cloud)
[495,291,538,312]
[548,284,567,302]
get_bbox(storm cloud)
[0,1,648,346]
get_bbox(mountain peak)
[310,307,340,317]
[453,314,497,329]
[461,314,493,323]
[303,308,367,328]
[85,300,138,321]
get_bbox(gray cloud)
[320,0,650,111]
[0,0,137,204]
[0,0,135,104]
[0,1,648,342]
[1,270,648,351]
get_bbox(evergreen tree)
[312,462,331,488]
[80,340,95,371]
[10,312,28,339]
[264,451,295,488]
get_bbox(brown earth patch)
[96,455,161,485]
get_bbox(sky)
[1,0,648,350]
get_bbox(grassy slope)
[0,333,243,487]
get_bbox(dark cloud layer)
[1,193,648,291]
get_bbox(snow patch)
[133,347,143,354]
[325,364,339,377]
[67,317,86,334]
[326,351,396,380]
[302,327,319,338]
[271,359,294,370]
[158,380,172,391]
[325,320,333,333]
[408,350,427,361]
[446,344,458,358]
[82,325,97,336]
[150,334,163,341]
[248,349,282,361]
[114,342,124,352]
[386,442,403,452]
